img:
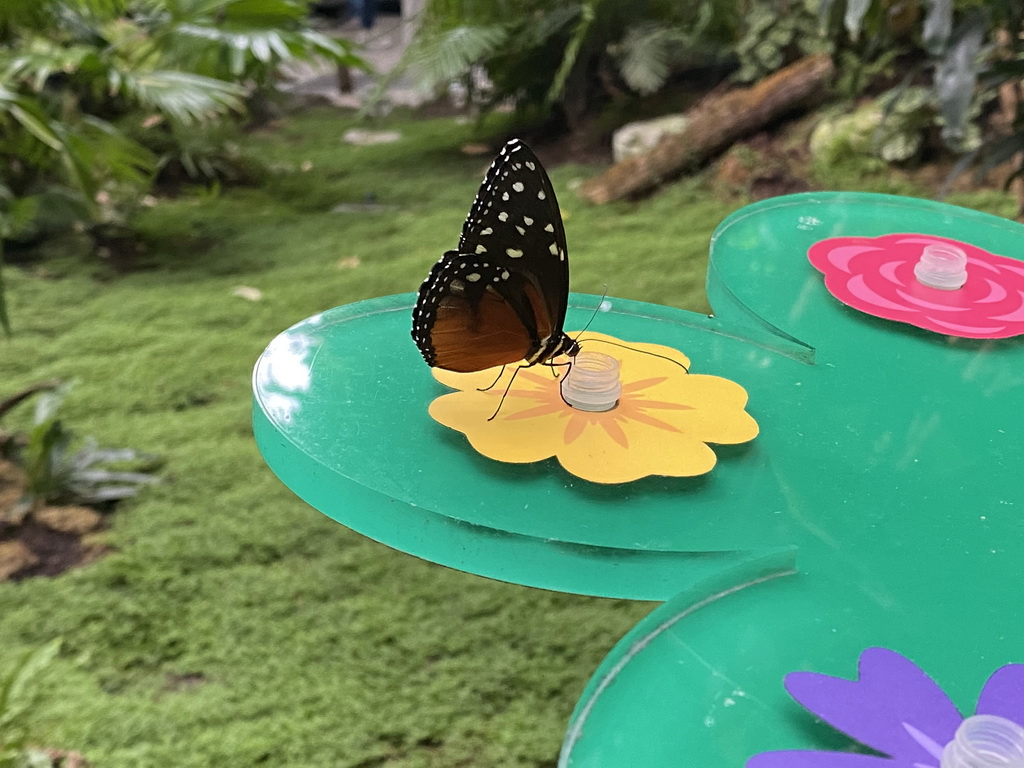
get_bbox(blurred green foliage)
[395,0,739,127]
[0,640,60,768]
[0,0,362,332]
[400,0,1023,209]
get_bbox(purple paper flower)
[748,648,1024,768]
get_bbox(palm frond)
[297,29,362,67]
[0,87,64,151]
[546,2,593,106]
[406,24,508,90]
[173,23,291,74]
[166,21,360,77]
[517,4,582,49]
[221,0,306,24]
[110,69,246,123]
[616,22,679,95]
[78,116,156,183]
[4,38,100,90]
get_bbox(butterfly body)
[412,139,577,373]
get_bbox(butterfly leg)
[544,359,572,381]
[477,364,508,393]
[546,359,576,408]
[487,364,527,421]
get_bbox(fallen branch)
[579,54,835,204]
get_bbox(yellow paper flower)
[429,332,758,484]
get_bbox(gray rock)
[612,115,689,163]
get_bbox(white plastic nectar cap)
[914,243,969,291]
[560,351,621,413]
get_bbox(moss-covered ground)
[0,108,1016,767]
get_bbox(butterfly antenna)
[572,286,609,345]
[488,365,524,421]
[477,364,507,393]
[579,337,690,373]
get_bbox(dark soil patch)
[0,460,110,582]
[9,519,105,580]
[0,515,108,582]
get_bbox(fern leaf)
[406,25,508,90]
[112,69,246,123]
[616,23,676,96]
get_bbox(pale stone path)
[280,12,430,110]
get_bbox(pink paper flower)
[808,234,1024,339]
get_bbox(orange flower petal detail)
[429,332,758,484]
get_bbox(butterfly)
[411,138,580,373]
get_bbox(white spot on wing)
[549,243,558,255]
[502,192,509,201]
[512,182,524,192]
[538,190,546,200]
[498,212,508,221]
[525,161,535,170]
[467,273,481,282]
[523,216,533,226]
[480,227,492,235]
[544,223,554,232]
[475,244,487,254]
[516,226,526,235]
[506,248,523,258]
[501,270,510,280]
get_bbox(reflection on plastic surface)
[253,331,315,422]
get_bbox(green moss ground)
[0,108,1015,767]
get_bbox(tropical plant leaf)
[934,7,986,144]
[406,24,508,89]
[516,3,581,49]
[817,0,839,32]
[545,1,593,106]
[922,0,952,55]
[978,132,1024,178]
[844,0,872,39]
[4,39,99,90]
[78,116,156,184]
[0,89,63,151]
[222,0,307,24]
[616,23,677,95]
[0,640,61,731]
[110,69,246,123]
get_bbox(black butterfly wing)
[412,138,570,372]
[457,138,569,334]
[412,252,553,372]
